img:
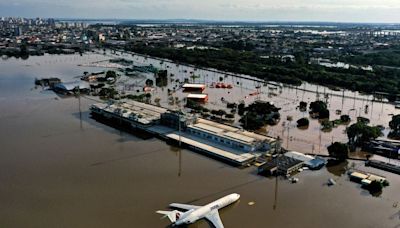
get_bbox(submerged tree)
[309,100,327,113]
[388,114,400,139]
[347,122,382,146]
[327,142,349,161]
[297,117,309,128]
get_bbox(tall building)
[14,26,23,36]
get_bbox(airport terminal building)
[186,118,276,153]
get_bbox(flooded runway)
[0,54,399,228]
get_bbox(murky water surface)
[0,53,399,228]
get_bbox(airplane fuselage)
[175,193,240,226]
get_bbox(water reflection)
[326,160,349,177]
[1,53,400,228]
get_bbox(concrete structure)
[166,133,255,166]
[89,101,273,166]
[349,171,386,186]
[366,160,400,175]
[90,100,168,127]
[182,83,206,92]
[53,81,90,93]
[284,151,326,169]
[258,155,304,176]
[186,118,276,153]
[160,111,196,130]
[187,93,208,102]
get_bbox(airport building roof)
[284,151,315,162]
[91,100,167,125]
[54,81,90,91]
[193,122,224,134]
[188,118,276,147]
[224,131,256,144]
[166,133,255,165]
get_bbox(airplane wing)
[205,210,224,228]
[169,203,201,211]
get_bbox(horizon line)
[3,16,400,25]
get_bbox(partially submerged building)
[186,118,277,153]
[53,81,90,94]
[284,151,326,170]
[187,93,208,103]
[90,100,168,128]
[258,155,304,176]
[349,171,386,186]
[90,100,278,166]
[182,83,206,92]
[364,139,400,159]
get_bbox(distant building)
[14,26,23,36]
[98,33,106,42]
[187,94,208,103]
[182,84,206,92]
[53,81,90,93]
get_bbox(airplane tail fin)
[156,210,182,223]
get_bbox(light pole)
[75,86,82,130]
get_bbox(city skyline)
[1,0,400,23]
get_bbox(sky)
[1,0,400,23]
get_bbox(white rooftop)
[187,94,208,99]
[187,118,276,147]
[224,131,255,144]
[182,84,206,88]
[192,123,224,134]
[166,133,255,164]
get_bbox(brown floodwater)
[1,54,400,228]
[101,50,400,155]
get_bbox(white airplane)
[156,193,240,228]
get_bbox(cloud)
[0,0,399,22]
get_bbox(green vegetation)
[309,100,330,119]
[340,115,351,123]
[310,100,327,113]
[127,44,400,97]
[366,180,389,195]
[321,119,334,131]
[99,87,118,99]
[123,93,151,103]
[388,114,400,139]
[342,50,400,67]
[145,79,154,87]
[239,101,280,130]
[327,142,349,161]
[299,101,307,111]
[357,116,370,125]
[211,109,227,118]
[186,99,204,112]
[106,70,117,78]
[347,121,382,146]
[318,109,330,119]
[225,113,235,119]
[297,118,309,128]
[238,102,246,116]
